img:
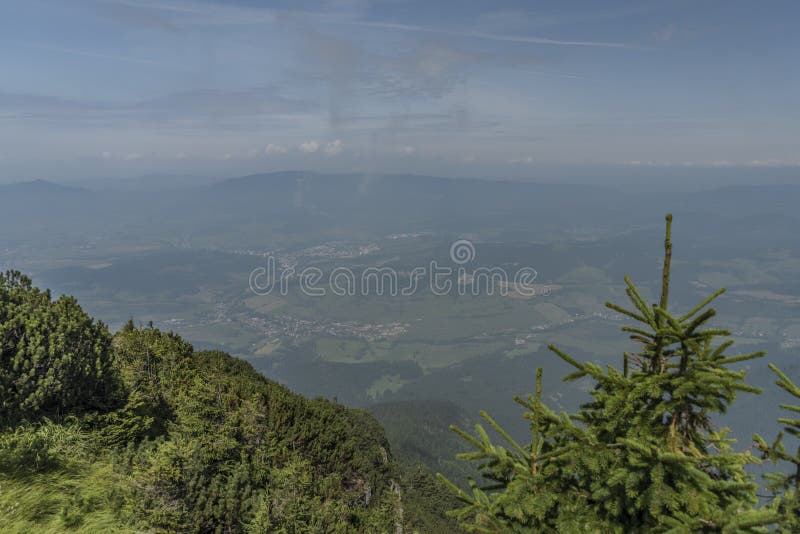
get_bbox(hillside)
[369,400,479,487]
[0,271,459,533]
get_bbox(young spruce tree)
[440,215,778,533]
[755,365,800,531]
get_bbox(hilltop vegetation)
[0,271,459,533]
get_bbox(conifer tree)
[0,270,118,424]
[754,365,800,531]
[440,215,778,532]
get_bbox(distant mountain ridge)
[2,171,799,255]
[0,178,86,194]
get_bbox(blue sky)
[0,0,798,182]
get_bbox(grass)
[244,294,287,314]
[315,337,370,363]
[504,343,541,359]
[555,266,611,286]
[0,466,132,533]
[544,319,637,362]
[312,336,509,371]
[0,422,133,533]
[254,339,282,356]
[533,302,572,324]
[366,374,407,400]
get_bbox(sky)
[0,0,799,183]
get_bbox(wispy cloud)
[335,20,630,48]
[21,42,162,66]
[6,0,792,174]
[97,0,629,48]
[94,0,277,26]
[0,88,316,132]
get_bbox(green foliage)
[0,418,87,474]
[0,324,404,532]
[398,463,467,533]
[0,271,119,424]
[107,334,400,532]
[369,400,479,486]
[441,215,782,532]
[0,278,457,532]
[754,365,800,531]
[245,458,366,533]
[0,420,132,533]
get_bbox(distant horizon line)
[4,167,800,194]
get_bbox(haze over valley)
[3,172,799,445]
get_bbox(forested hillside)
[0,271,459,533]
[369,400,479,487]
